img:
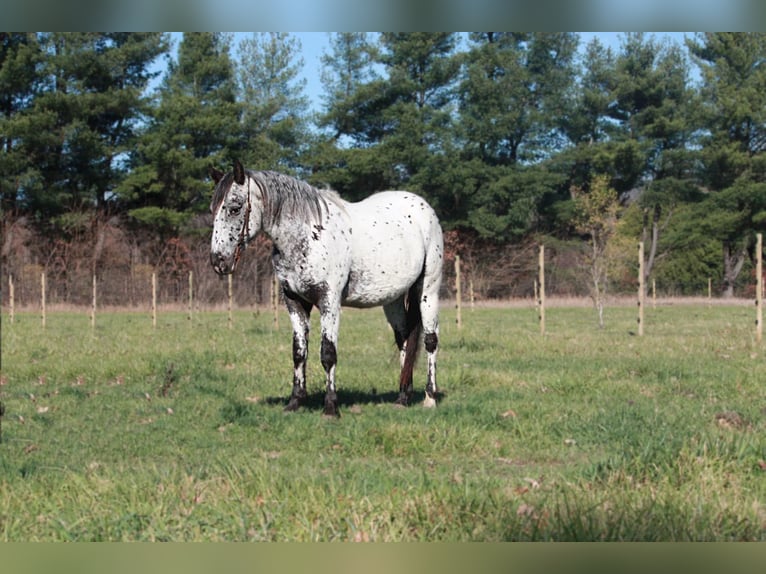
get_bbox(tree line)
[2,32,766,303]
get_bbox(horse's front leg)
[318,302,341,418]
[284,293,312,412]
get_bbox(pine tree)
[1,33,167,217]
[685,33,766,296]
[118,33,240,235]
[376,32,461,208]
[0,33,44,214]
[458,33,578,240]
[318,32,379,141]
[237,32,310,173]
[313,33,460,207]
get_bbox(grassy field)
[1,302,764,541]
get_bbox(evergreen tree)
[561,37,617,147]
[1,33,167,218]
[237,32,310,173]
[458,33,578,240]
[118,33,240,234]
[460,32,577,166]
[611,34,699,284]
[376,33,461,210]
[312,32,392,199]
[313,33,460,207]
[317,32,380,142]
[685,32,766,296]
[0,33,44,214]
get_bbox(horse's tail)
[399,280,422,394]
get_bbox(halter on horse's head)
[209,160,253,275]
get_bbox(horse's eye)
[229,206,241,216]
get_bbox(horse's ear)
[209,166,224,185]
[233,159,246,185]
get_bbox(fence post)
[638,242,644,336]
[91,274,97,329]
[757,233,763,343]
[228,273,233,330]
[8,275,14,324]
[708,277,712,307]
[652,278,656,310]
[151,272,157,329]
[41,271,46,329]
[188,270,194,323]
[455,255,462,329]
[538,245,545,336]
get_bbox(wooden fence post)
[90,274,97,329]
[538,245,545,336]
[188,270,194,323]
[638,242,644,337]
[757,233,763,343]
[228,273,233,330]
[41,272,46,329]
[8,275,14,324]
[455,255,462,329]
[151,272,157,329]
[708,277,712,307]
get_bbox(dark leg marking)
[320,334,337,371]
[424,332,438,353]
[285,330,309,412]
[284,294,312,413]
[321,334,339,418]
[424,332,439,400]
[285,389,307,412]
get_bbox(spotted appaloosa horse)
[209,160,444,417]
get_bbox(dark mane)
[210,172,235,214]
[210,169,331,226]
[252,171,329,227]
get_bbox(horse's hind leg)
[420,240,442,408]
[284,293,312,412]
[383,297,414,405]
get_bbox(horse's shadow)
[221,387,445,424]
[264,387,445,411]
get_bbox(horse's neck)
[263,218,301,247]
[253,193,306,248]
[252,181,342,247]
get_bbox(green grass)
[1,303,764,540]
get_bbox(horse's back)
[340,191,442,308]
[348,190,441,240]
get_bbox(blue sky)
[164,32,692,114]
[290,32,692,113]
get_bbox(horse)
[209,160,444,417]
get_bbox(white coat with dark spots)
[210,160,443,417]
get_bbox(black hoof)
[284,396,302,412]
[323,392,340,418]
[323,402,340,418]
[284,386,307,412]
[394,392,410,407]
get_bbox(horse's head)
[209,159,259,275]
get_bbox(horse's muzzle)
[211,251,235,275]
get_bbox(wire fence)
[1,255,755,315]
